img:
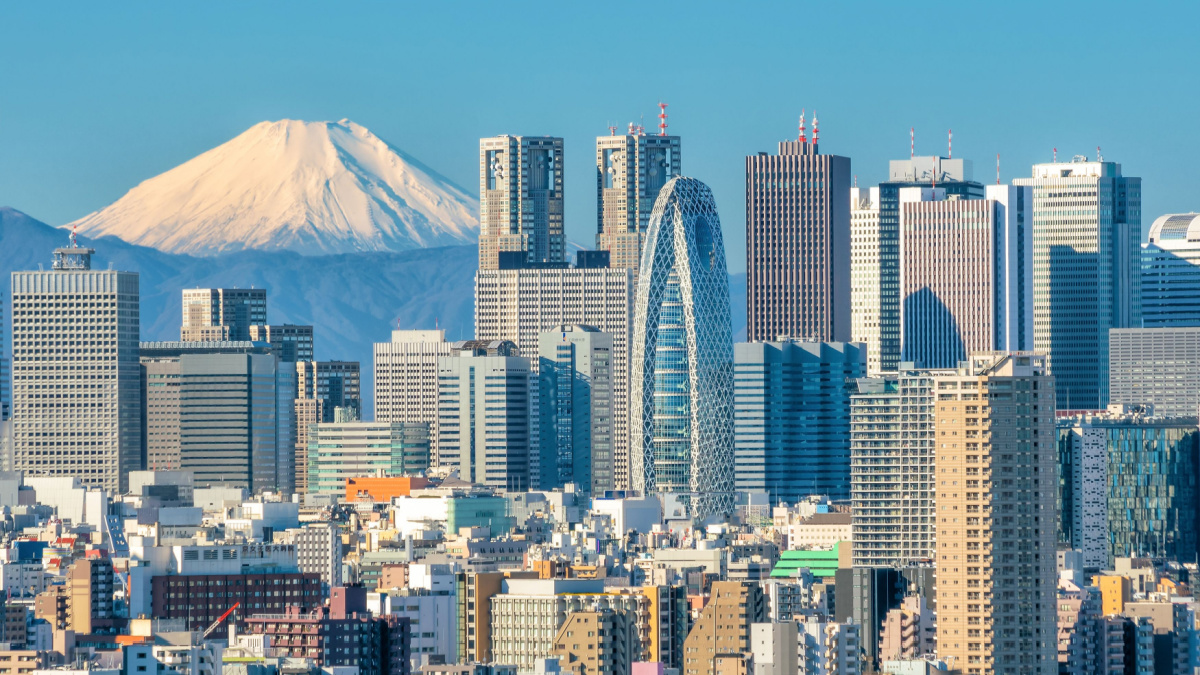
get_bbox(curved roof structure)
[1148,213,1200,245]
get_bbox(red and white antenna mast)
[798,109,807,143]
[70,223,78,248]
[1097,146,1102,162]
[1053,147,1057,162]
[811,112,819,144]
[996,153,1001,185]
[910,127,915,158]
[657,102,668,136]
[948,129,952,159]
[608,124,616,136]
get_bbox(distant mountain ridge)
[67,119,479,257]
[1,208,747,415]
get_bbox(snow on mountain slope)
[67,119,479,256]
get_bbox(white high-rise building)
[373,329,452,459]
[850,369,938,567]
[1014,157,1141,409]
[475,263,634,487]
[851,186,882,375]
[437,340,535,490]
[1142,213,1200,327]
[11,234,141,493]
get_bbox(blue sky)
[2,2,1195,273]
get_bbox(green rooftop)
[770,542,844,578]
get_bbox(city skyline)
[3,3,1198,274]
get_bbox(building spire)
[657,102,669,136]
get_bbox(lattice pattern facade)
[630,177,734,518]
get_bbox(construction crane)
[202,602,240,639]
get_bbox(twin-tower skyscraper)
[474,124,736,517]
[477,128,681,272]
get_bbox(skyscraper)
[630,176,735,519]
[1014,157,1141,409]
[1057,408,1199,568]
[436,340,534,490]
[934,352,1056,675]
[733,340,866,504]
[248,323,314,363]
[373,329,451,425]
[11,234,141,493]
[537,325,614,493]
[180,288,267,341]
[745,125,851,343]
[306,421,429,497]
[1109,327,1200,417]
[850,368,937,567]
[478,135,564,270]
[596,126,681,271]
[898,184,1033,368]
[140,340,295,493]
[475,256,634,487]
[1141,213,1200,327]
[875,156,985,372]
[294,360,362,493]
[850,186,882,375]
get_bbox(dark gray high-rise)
[746,133,851,343]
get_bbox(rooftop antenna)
[910,127,915,158]
[608,123,616,136]
[798,109,807,143]
[70,223,79,249]
[657,102,669,136]
[1097,146,1102,162]
[854,174,858,188]
[638,114,645,136]
[628,122,635,135]
[811,112,819,144]
[948,129,952,159]
[996,153,1000,185]
[1053,147,1058,162]
[931,155,937,189]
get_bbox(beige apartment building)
[681,582,768,675]
[933,352,1057,675]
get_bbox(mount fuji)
[67,119,479,256]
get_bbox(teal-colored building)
[770,542,845,578]
[307,421,429,496]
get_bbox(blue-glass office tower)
[537,324,614,493]
[733,340,866,504]
[630,177,735,519]
[1058,410,1199,567]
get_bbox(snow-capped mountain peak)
[68,119,479,257]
